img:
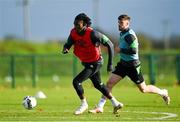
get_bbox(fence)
[0,53,179,88]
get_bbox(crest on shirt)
[76,40,86,47]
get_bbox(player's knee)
[72,78,80,88]
[139,87,147,93]
[106,80,114,89]
[94,82,106,91]
[93,83,101,90]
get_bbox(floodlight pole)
[92,0,99,29]
[162,20,170,49]
[23,0,30,40]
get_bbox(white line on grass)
[0,110,177,120]
[122,111,178,120]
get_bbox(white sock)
[110,96,119,107]
[158,89,167,96]
[97,98,106,108]
[81,98,87,105]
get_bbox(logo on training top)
[76,40,86,47]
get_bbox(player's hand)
[62,48,69,54]
[107,64,113,72]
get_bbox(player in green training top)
[89,14,170,114]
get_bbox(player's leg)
[106,73,123,93]
[89,71,117,99]
[89,62,125,114]
[89,71,123,114]
[73,68,93,115]
[137,81,170,105]
[128,65,170,105]
[107,74,124,114]
[102,62,126,105]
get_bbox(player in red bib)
[62,13,122,115]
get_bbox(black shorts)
[112,61,144,84]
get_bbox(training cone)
[35,91,47,99]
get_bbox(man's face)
[74,20,86,33]
[118,19,129,31]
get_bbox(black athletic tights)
[72,61,112,100]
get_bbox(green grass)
[0,82,180,121]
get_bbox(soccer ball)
[22,96,37,110]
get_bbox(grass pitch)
[0,84,180,121]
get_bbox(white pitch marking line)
[122,111,178,120]
[0,110,177,120]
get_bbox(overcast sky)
[0,0,179,41]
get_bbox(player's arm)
[121,34,137,54]
[90,30,114,72]
[62,35,74,54]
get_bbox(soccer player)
[62,13,123,115]
[89,14,170,114]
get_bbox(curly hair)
[74,13,91,27]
